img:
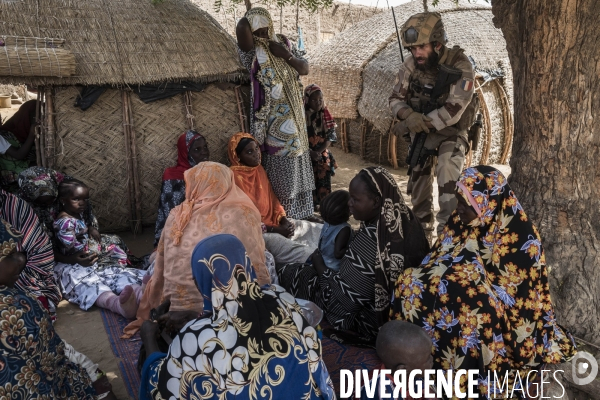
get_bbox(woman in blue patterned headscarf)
[139,234,334,400]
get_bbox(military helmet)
[400,12,447,48]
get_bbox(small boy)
[361,320,436,400]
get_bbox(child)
[317,190,352,271]
[54,179,127,265]
[360,320,435,399]
[53,178,145,318]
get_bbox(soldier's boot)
[409,156,435,238]
[435,139,467,236]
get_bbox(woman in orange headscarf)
[123,162,269,338]
[228,133,322,265]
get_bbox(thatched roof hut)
[304,0,513,167]
[0,0,249,231]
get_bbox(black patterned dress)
[306,111,338,206]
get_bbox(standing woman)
[236,8,315,220]
[304,84,338,208]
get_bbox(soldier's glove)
[404,111,432,134]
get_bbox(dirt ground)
[53,147,510,400]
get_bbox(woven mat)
[99,309,141,400]
[99,311,381,398]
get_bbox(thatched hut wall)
[52,84,245,231]
[0,0,249,231]
[305,0,514,168]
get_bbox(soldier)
[389,12,477,242]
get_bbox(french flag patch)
[461,78,474,91]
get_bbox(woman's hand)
[157,310,198,335]
[56,251,98,267]
[268,41,292,59]
[280,217,295,238]
[88,227,101,242]
[310,150,322,163]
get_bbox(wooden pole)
[34,89,42,166]
[121,90,136,233]
[39,89,47,168]
[476,86,492,165]
[126,91,143,235]
[234,86,248,132]
[184,91,195,131]
[44,87,55,169]
[496,80,514,164]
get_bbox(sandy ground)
[52,147,510,400]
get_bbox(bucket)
[0,95,11,108]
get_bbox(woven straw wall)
[53,84,244,231]
[53,87,129,231]
[190,84,244,165]
[129,93,189,226]
[0,0,245,86]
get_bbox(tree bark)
[490,0,600,348]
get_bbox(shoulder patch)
[460,78,474,92]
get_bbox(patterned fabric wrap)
[123,162,269,338]
[0,189,61,305]
[0,286,96,399]
[362,166,428,329]
[245,7,309,158]
[228,132,286,227]
[391,165,577,396]
[0,217,21,262]
[303,84,336,131]
[144,234,335,400]
[17,166,98,242]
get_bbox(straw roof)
[0,0,245,86]
[305,0,508,120]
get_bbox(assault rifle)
[405,64,462,175]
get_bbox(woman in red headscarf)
[153,130,208,247]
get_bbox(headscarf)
[0,100,36,143]
[148,234,335,400]
[361,166,430,329]
[304,84,336,131]
[123,162,269,338]
[392,166,576,392]
[0,217,21,262]
[162,130,205,181]
[228,132,286,226]
[245,7,308,158]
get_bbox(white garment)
[263,220,322,264]
[63,340,99,382]
[54,262,146,310]
[0,136,11,154]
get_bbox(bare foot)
[119,285,138,319]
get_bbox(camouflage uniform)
[389,12,476,238]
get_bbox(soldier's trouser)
[408,138,466,236]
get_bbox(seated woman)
[0,187,61,316]
[277,167,430,345]
[123,162,271,338]
[154,130,209,247]
[304,84,338,208]
[52,178,146,318]
[228,133,322,264]
[391,166,576,396]
[0,217,96,399]
[0,100,37,192]
[139,234,335,400]
[18,166,141,267]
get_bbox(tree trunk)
[490,0,600,347]
[244,0,251,11]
